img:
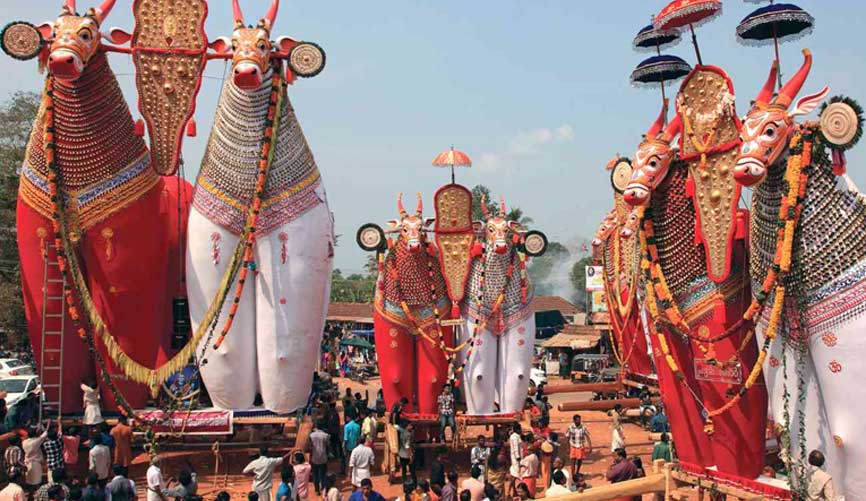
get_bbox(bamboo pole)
[544,474,665,501]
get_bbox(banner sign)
[585,265,604,291]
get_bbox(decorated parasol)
[736,3,814,87]
[655,0,723,65]
[633,23,682,53]
[630,54,691,115]
[432,146,472,184]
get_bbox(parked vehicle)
[0,359,35,377]
[529,366,548,388]
[0,375,42,407]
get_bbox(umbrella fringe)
[655,2,723,31]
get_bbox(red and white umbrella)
[432,146,472,183]
[655,0,722,65]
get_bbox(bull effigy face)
[229,26,274,89]
[38,0,116,81]
[476,195,520,254]
[735,50,829,187]
[624,139,677,207]
[387,192,428,253]
[622,103,681,207]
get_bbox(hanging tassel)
[101,227,114,261]
[36,227,48,258]
[470,241,483,257]
[134,118,145,137]
[186,118,197,137]
[832,149,847,175]
[279,232,288,264]
[211,232,221,265]
[450,301,460,319]
[285,68,296,85]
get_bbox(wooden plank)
[670,470,767,501]
[557,397,661,412]
[540,381,621,395]
[544,474,665,500]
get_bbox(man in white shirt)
[470,436,491,480]
[348,436,376,488]
[508,423,523,488]
[805,450,838,501]
[146,456,166,501]
[550,457,572,491]
[361,412,378,444]
[243,448,291,501]
[545,470,570,498]
[88,434,112,484]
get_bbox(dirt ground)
[121,375,658,500]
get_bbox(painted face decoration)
[735,50,830,187]
[387,193,428,253]
[476,195,521,255]
[623,105,682,207]
[38,0,116,81]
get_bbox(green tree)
[470,184,498,221]
[0,92,39,344]
[330,265,376,303]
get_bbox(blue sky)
[2,1,864,273]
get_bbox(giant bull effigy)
[459,196,537,415]
[592,157,653,378]
[358,185,546,415]
[734,50,866,497]
[8,0,186,411]
[186,0,333,413]
[624,65,768,478]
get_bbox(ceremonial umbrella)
[630,54,692,117]
[340,337,375,350]
[633,23,682,53]
[432,146,472,184]
[655,0,723,65]
[736,3,814,87]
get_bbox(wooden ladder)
[39,245,66,420]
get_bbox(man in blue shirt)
[348,478,384,501]
[649,406,670,433]
[343,415,361,469]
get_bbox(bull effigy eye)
[78,29,91,41]
[257,41,267,51]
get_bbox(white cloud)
[476,124,574,171]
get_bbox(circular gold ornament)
[288,42,326,78]
[1,21,43,61]
[820,102,859,148]
[610,159,633,194]
[523,231,547,257]
[357,223,385,252]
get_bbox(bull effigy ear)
[103,27,131,45]
[208,36,232,54]
[791,86,829,117]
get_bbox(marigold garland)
[640,129,811,429]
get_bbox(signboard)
[694,359,743,385]
[591,290,607,313]
[585,265,604,291]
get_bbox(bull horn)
[660,114,681,144]
[262,0,279,32]
[232,0,245,28]
[415,192,423,216]
[645,99,668,139]
[93,0,116,24]
[499,195,506,217]
[63,0,76,14]
[776,49,813,109]
[754,60,779,107]
[480,194,490,219]
[397,192,408,218]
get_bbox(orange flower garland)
[641,127,811,429]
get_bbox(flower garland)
[213,62,284,350]
[641,128,811,431]
[41,63,283,397]
[601,212,642,368]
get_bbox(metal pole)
[657,43,667,125]
[689,24,703,66]
[773,23,783,89]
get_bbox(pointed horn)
[263,0,279,32]
[232,0,245,28]
[63,0,76,14]
[776,49,813,109]
[93,0,116,24]
[755,60,779,106]
[645,99,668,139]
[480,194,490,219]
[499,196,506,216]
[397,192,408,218]
[660,114,681,143]
[415,192,423,216]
